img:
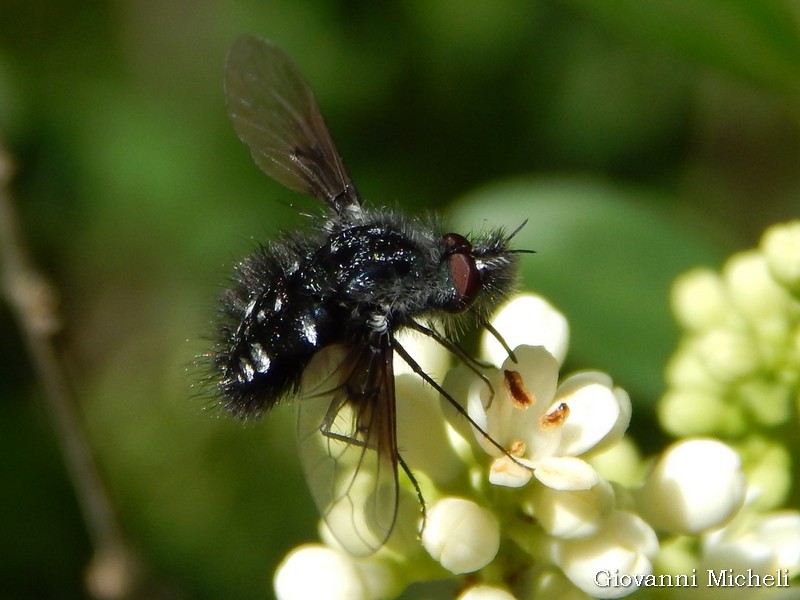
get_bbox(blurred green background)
[1,1,798,598]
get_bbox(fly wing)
[296,341,399,556]
[224,35,361,218]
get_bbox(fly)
[211,35,528,555]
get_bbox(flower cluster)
[651,220,800,596]
[273,223,800,599]
[661,222,800,447]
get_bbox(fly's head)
[440,225,525,321]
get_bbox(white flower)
[634,438,745,534]
[274,544,398,600]
[443,345,631,491]
[552,511,659,599]
[421,497,500,574]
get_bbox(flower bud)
[736,436,791,511]
[724,250,792,331]
[526,569,588,600]
[395,373,464,485]
[393,328,450,377]
[635,439,745,534]
[482,294,569,366]
[664,344,724,392]
[761,220,800,296]
[696,329,760,384]
[554,511,658,599]
[588,436,643,488]
[671,268,729,332]
[702,511,800,588]
[422,497,500,574]
[657,389,746,437]
[456,583,517,600]
[274,545,370,600]
[525,477,614,539]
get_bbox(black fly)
[212,35,526,555]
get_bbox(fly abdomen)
[215,247,338,417]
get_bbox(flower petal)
[489,455,534,488]
[500,346,560,416]
[441,364,494,453]
[534,456,599,491]
[500,346,562,458]
[554,374,627,456]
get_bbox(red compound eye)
[442,233,481,312]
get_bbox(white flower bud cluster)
[274,281,800,599]
[649,220,800,597]
[661,221,800,443]
[661,221,800,512]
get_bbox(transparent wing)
[224,35,361,217]
[297,341,399,556]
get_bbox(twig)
[0,139,144,599]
